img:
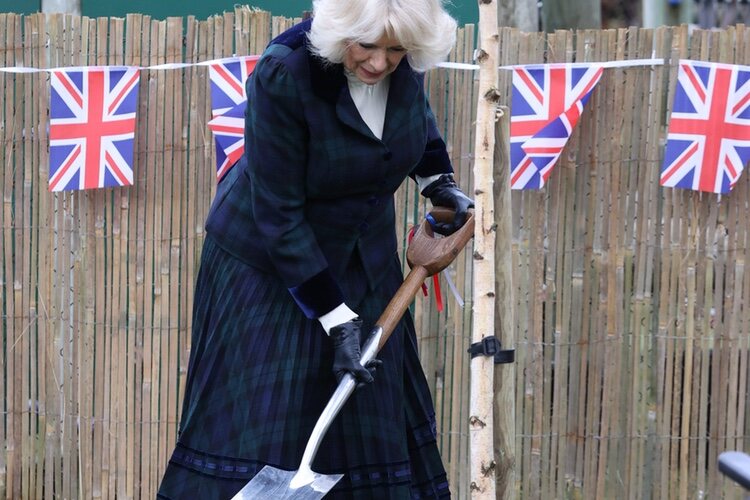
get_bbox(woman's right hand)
[421,174,474,235]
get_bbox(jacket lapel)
[382,59,421,144]
[336,91,377,139]
[309,53,375,139]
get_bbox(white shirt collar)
[344,70,390,140]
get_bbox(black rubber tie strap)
[467,336,515,364]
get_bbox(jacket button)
[359,222,369,232]
[383,151,393,161]
[368,196,379,206]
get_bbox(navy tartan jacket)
[205,19,453,319]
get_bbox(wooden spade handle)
[374,208,475,351]
[406,206,476,275]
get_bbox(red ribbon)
[407,225,444,312]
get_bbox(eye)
[388,46,406,53]
[358,42,377,49]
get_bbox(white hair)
[307,0,457,72]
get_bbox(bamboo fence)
[2,7,750,499]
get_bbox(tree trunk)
[498,0,539,33]
[541,0,600,31]
[41,0,81,15]
[470,0,499,498]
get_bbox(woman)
[158,0,473,498]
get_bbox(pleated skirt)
[157,235,450,499]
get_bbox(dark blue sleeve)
[245,49,344,318]
[410,93,454,180]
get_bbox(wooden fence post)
[470,0,500,497]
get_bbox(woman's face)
[343,33,407,85]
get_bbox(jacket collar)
[309,51,421,142]
[309,51,347,104]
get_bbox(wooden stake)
[493,104,515,499]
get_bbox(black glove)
[422,174,474,235]
[330,319,382,389]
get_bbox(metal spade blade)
[231,466,343,500]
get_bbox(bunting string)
[436,57,665,71]
[0,56,668,74]
[0,59,243,73]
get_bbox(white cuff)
[318,303,358,335]
[416,173,445,193]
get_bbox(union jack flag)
[661,60,750,194]
[209,56,258,179]
[510,63,603,190]
[49,67,140,191]
[208,101,245,180]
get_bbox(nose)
[368,49,387,72]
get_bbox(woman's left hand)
[330,319,383,389]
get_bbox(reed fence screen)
[2,8,750,499]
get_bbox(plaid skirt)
[157,235,450,499]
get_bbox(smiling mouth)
[361,69,383,79]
